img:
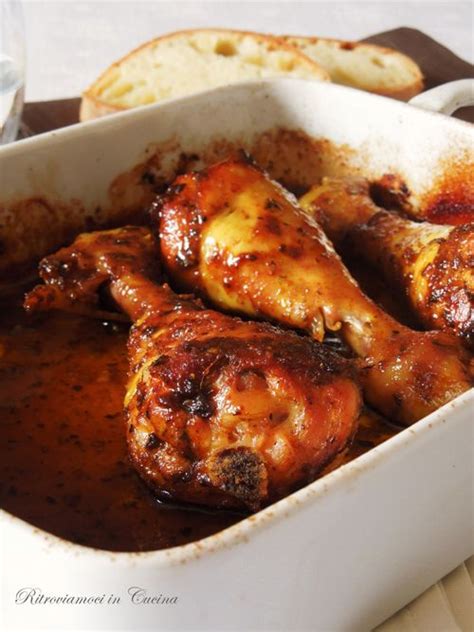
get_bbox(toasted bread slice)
[80,29,329,121]
[282,36,423,100]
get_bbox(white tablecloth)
[376,557,474,632]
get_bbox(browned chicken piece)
[155,158,473,426]
[299,177,474,346]
[24,226,361,511]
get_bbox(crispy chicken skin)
[24,226,361,511]
[155,158,473,426]
[299,177,474,346]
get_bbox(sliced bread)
[80,29,329,121]
[281,36,424,100]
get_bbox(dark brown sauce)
[422,162,474,225]
[0,301,239,552]
[0,295,399,552]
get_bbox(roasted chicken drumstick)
[299,177,474,346]
[24,226,361,510]
[155,158,472,425]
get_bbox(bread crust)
[80,28,330,121]
[281,35,424,100]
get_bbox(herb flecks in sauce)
[0,303,238,552]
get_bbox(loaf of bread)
[281,36,424,100]
[80,29,329,121]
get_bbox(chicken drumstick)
[24,226,361,510]
[155,158,472,426]
[299,177,474,346]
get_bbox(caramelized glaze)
[423,163,474,225]
[299,177,474,345]
[157,159,472,425]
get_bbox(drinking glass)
[0,0,25,144]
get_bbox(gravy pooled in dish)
[0,304,238,551]
[0,299,393,552]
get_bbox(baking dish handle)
[409,79,474,115]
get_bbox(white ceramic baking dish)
[0,78,473,632]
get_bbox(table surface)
[22,0,473,102]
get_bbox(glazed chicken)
[155,158,473,426]
[299,177,474,346]
[24,226,361,511]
